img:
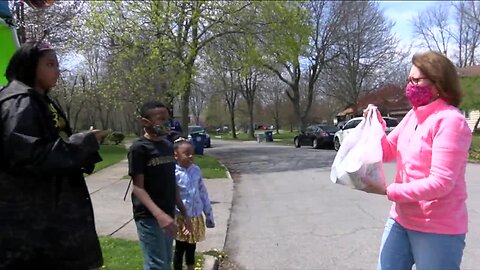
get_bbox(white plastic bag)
[330,106,386,190]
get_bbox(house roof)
[337,107,354,116]
[458,65,480,77]
[337,84,411,117]
[336,66,480,117]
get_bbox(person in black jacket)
[167,107,183,143]
[0,41,105,269]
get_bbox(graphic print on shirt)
[47,101,68,139]
[147,156,175,166]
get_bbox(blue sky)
[377,1,441,48]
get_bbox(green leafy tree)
[85,1,250,133]
[460,76,480,131]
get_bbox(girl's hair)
[412,51,462,107]
[173,137,192,151]
[5,41,54,87]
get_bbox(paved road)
[206,139,480,270]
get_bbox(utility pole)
[14,0,25,44]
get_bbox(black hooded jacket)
[0,80,103,269]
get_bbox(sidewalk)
[85,158,234,252]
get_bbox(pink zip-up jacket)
[382,98,472,234]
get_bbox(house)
[336,84,411,123]
[336,66,480,131]
[458,65,480,131]
[458,65,480,77]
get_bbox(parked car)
[294,124,339,149]
[333,116,399,151]
[383,117,399,134]
[188,125,211,148]
[336,120,347,129]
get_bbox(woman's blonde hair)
[412,51,462,107]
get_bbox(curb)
[202,255,219,270]
[201,158,234,270]
[223,164,233,182]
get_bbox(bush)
[98,129,113,145]
[108,131,125,145]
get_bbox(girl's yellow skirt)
[175,214,205,244]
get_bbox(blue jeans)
[377,218,465,270]
[135,218,173,270]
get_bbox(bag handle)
[364,104,385,137]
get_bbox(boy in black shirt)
[128,101,192,270]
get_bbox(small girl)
[173,138,215,270]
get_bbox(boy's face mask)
[152,123,171,136]
[144,119,171,136]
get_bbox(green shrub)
[108,131,125,145]
[99,129,113,145]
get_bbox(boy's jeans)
[135,218,173,270]
[377,218,465,270]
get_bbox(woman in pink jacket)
[364,51,472,270]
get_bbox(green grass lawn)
[195,154,228,178]
[124,134,140,142]
[99,236,204,270]
[216,132,254,141]
[100,236,143,270]
[216,130,297,144]
[94,144,128,173]
[93,141,227,179]
[469,133,480,161]
[270,131,296,145]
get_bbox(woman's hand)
[362,183,387,195]
[363,104,386,131]
[363,104,383,122]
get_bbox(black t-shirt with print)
[45,97,69,139]
[128,137,176,220]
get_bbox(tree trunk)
[292,97,303,131]
[275,117,280,134]
[248,100,255,139]
[88,111,97,129]
[229,110,237,139]
[105,109,111,130]
[225,72,239,139]
[181,64,194,135]
[181,90,190,136]
[274,103,280,134]
[72,105,84,132]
